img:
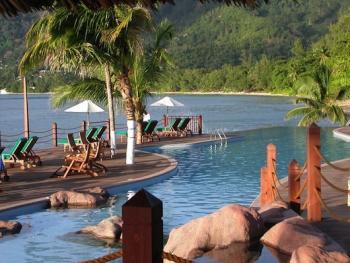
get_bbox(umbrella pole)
[87,112,90,127]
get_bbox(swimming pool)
[0,127,349,262]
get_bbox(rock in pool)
[290,245,350,263]
[0,221,22,237]
[50,187,110,208]
[79,216,123,241]
[260,217,327,255]
[164,204,265,261]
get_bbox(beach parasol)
[65,100,104,123]
[150,96,184,115]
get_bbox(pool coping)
[0,136,232,220]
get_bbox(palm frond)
[51,78,108,108]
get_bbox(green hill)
[160,0,350,69]
[1,1,350,92]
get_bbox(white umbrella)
[150,96,184,115]
[65,100,104,123]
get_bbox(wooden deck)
[0,135,217,212]
[251,159,350,254]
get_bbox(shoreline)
[1,91,292,97]
[151,91,292,97]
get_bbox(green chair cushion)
[116,130,128,136]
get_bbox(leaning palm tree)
[19,5,153,164]
[131,20,174,144]
[286,65,350,126]
[51,20,174,145]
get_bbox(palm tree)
[286,65,350,126]
[131,20,174,144]
[50,20,174,145]
[19,5,153,164]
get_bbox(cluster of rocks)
[163,201,350,263]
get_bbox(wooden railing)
[163,115,203,135]
[259,124,350,223]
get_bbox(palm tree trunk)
[105,65,116,157]
[118,70,135,165]
[134,99,143,144]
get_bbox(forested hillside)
[1,0,350,93]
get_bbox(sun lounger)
[177,118,193,137]
[54,141,106,178]
[21,136,41,166]
[58,127,97,151]
[0,147,9,182]
[91,126,107,142]
[142,120,160,142]
[1,138,27,169]
[156,118,181,136]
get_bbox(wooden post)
[106,119,110,142]
[198,115,203,135]
[307,123,321,222]
[122,189,163,263]
[260,167,269,206]
[267,144,277,201]
[23,76,29,138]
[163,114,168,127]
[81,121,87,132]
[52,122,57,147]
[288,160,301,214]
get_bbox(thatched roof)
[0,0,266,17]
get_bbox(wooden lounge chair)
[177,118,193,137]
[142,120,160,142]
[0,147,9,182]
[1,138,27,169]
[88,141,107,174]
[21,136,41,166]
[86,127,98,143]
[60,144,93,178]
[90,126,107,142]
[54,141,106,178]
[156,118,181,136]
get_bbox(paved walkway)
[251,159,350,254]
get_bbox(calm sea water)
[0,94,299,140]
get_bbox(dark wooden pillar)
[198,115,203,135]
[288,159,301,214]
[52,122,57,147]
[307,123,321,222]
[81,121,87,132]
[122,189,163,263]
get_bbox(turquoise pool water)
[1,127,349,262]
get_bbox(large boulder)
[79,216,123,241]
[50,187,110,208]
[261,217,327,255]
[258,201,296,227]
[0,221,22,237]
[164,204,264,261]
[290,245,350,263]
